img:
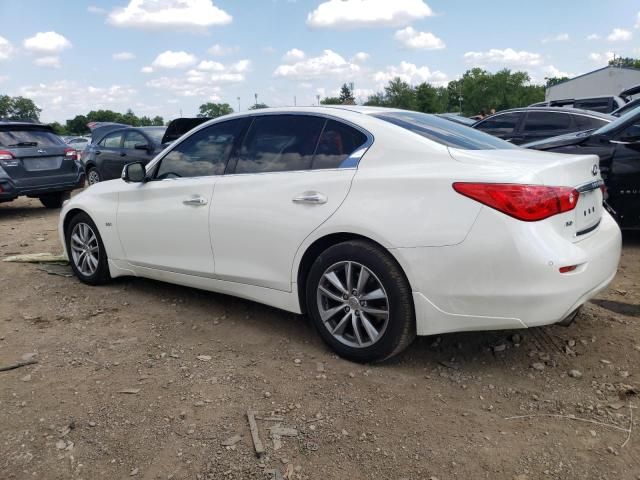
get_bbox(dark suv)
[82,118,209,184]
[0,121,85,208]
[472,107,612,145]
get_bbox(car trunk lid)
[449,147,604,241]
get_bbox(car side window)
[233,115,325,174]
[523,112,571,132]
[123,131,147,149]
[475,112,520,134]
[575,115,608,131]
[155,119,245,179]
[99,132,122,148]
[619,121,640,141]
[312,120,368,169]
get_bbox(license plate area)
[23,156,63,171]
[574,189,601,235]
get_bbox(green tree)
[363,92,386,107]
[545,77,569,87]
[152,115,164,126]
[609,57,640,69]
[320,97,342,105]
[384,78,416,110]
[414,83,449,113]
[339,83,355,104]
[249,103,269,110]
[198,102,233,118]
[49,121,66,135]
[65,115,89,134]
[0,95,42,121]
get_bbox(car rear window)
[141,127,167,144]
[373,111,517,150]
[0,128,64,148]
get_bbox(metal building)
[545,66,640,101]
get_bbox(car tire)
[39,191,70,209]
[87,167,101,185]
[65,212,111,285]
[306,240,415,363]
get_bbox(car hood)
[521,130,590,150]
[161,117,210,145]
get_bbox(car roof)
[0,120,53,128]
[479,106,613,120]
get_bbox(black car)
[0,121,85,208]
[472,107,612,145]
[524,105,640,229]
[82,118,210,184]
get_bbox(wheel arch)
[295,231,413,314]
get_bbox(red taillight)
[453,183,579,222]
[0,150,14,161]
[64,147,78,161]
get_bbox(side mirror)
[134,142,151,151]
[121,162,146,183]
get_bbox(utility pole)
[316,94,320,106]
[237,97,240,112]
[254,93,258,109]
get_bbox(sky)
[0,0,639,123]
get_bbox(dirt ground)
[1,196,639,480]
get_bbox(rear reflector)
[453,183,579,222]
[559,265,578,273]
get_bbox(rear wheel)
[65,212,111,285]
[306,240,415,363]
[87,167,101,185]
[39,191,70,209]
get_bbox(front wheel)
[306,240,415,363]
[87,167,101,185]
[39,191,70,209]
[65,212,111,285]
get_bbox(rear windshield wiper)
[7,142,38,147]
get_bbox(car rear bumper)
[0,171,85,201]
[393,208,622,336]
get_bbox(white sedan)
[59,106,622,362]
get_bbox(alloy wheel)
[88,170,100,185]
[316,261,389,348]
[70,222,100,276]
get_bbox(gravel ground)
[1,196,639,480]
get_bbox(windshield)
[593,104,640,136]
[0,128,64,148]
[372,111,518,150]
[141,127,167,144]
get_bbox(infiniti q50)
[59,107,621,362]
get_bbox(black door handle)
[120,152,127,157]
[95,150,101,155]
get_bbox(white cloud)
[607,28,632,42]
[636,12,640,28]
[0,75,8,83]
[373,61,447,86]
[351,52,370,63]
[141,66,154,73]
[307,0,433,29]
[87,5,107,14]
[23,31,72,54]
[394,27,445,50]
[17,80,138,122]
[112,51,136,61]
[542,33,569,43]
[146,76,222,99]
[463,48,543,67]
[273,49,360,80]
[108,0,232,30]
[262,46,276,54]
[542,65,573,79]
[282,48,305,62]
[208,43,238,56]
[150,50,197,69]
[587,33,601,40]
[34,56,61,68]
[197,60,225,71]
[589,51,615,64]
[0,36,13,61]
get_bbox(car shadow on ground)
[0,202,56,220]
[590,299,639,317]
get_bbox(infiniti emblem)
[591,164,599,176]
